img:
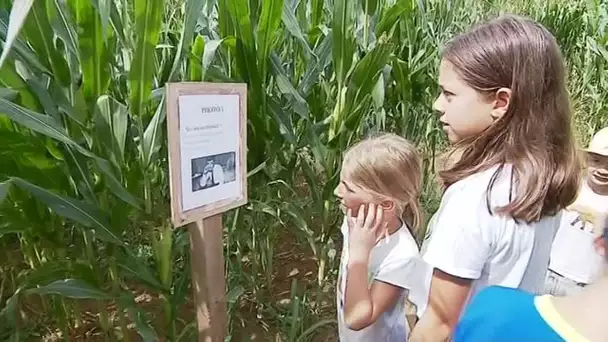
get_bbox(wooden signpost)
[166,83,248,341]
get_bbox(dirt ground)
[2,222,339,341]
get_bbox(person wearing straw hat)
[544,127,608,296]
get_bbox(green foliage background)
[0,0,606,340]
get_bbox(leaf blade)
[26,279,112,300]
[130,0,164,117]
[11,177,123,245]
[0,0,34,69]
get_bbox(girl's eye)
[341,181,354,193]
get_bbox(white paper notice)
[178,94,242,212]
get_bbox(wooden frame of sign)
[166,82,247,341]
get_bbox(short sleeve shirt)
[337,219,432,341]
[422,164,561,305]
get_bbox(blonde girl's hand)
[347,203,386,263]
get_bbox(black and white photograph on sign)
[191,152,236,192]
[179,93,242,212]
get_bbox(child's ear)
[380,199,395,212]
[491,87,511,121]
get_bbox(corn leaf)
[348,40,393,103]
[129,0,163,117]
[0,180,9,203]
[11,177,123,245]
[0,290,20,327]
[375,0,413,37]
[310,0,324,29]
[25,78,62,121]
[94,158,142,209]
[71,0,110,102]
[94,95,128,165]
[257,0,284,80]
[168,0,205,81]
[26,279,112,299]
[0,15,50,75]
[94,0,111,39]
[298,32,332,95]
[22,0,71,86]
[0,0,33,69]
[118,256,165,291]
[141,96,165,168]
[126,305,159,341]
[270,52,308,118]
[227,0,260,88]
[332,0,355,86]
[109,1,126,46]
[189,35,204,81]
[217,0,234,38]
[0,97,76,146]
[46,0,78,56]
[0,60,41,110]
[282,2,314,57]
[361,0,380,16]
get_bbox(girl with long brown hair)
[410,14,581,341]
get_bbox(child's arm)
[343,203,403,330]
[409,269,472,341]
[343,257,403,330]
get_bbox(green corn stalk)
[0,0,606,340]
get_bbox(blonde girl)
[410,15,581,341]
[334,133,431,341]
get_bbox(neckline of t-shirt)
[373,220,409,247]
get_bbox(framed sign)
[166,83,247,227]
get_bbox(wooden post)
[166,83,247,342]
[189,214,226,341]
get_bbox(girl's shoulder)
[444,163,514,208]
[376,224,420,260]
[450,163,512,190]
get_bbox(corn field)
[0,0,607,340]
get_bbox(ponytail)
[402,200,423,238]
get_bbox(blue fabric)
[453,286,565,342]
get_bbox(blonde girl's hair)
[342,133,423,234]
[439,14,581,223]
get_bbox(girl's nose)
[433,95,444,115]
[334,184,343,198]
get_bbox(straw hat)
[586,127,608,157]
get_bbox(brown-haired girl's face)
[434,60,497,143]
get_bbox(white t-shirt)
[337,218,432,342]
[548,181,608,284]
[422,164,561,307]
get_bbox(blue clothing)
[454,286,588,342]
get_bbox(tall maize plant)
[0,0,607,340]
[0,0,193,340]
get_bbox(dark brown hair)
[439,14,581,223]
